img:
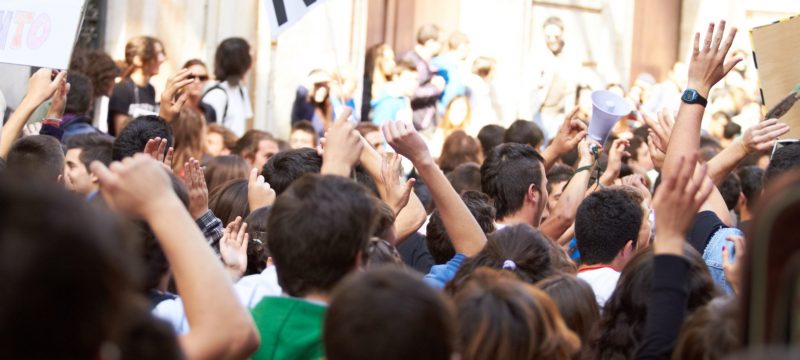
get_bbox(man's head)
[232,130,277,171]
[447,31,470,60]
[64,72,94,116]
[543,16,565,55]
[477,124,505,156]
[481,143,548,225]
[267,174,377,297]
[504,120,544,150]
[546,164,574,216]
[575,189,643,267]
[289,120,318,150]
[415,24,442,59]
[446,162,482,194]
[205,123,237,157]
[356,122,385,155]
[765,142,800,186]
[261,148,323,195]
[65,134,113,196]
[719,173,741,211]
[427,191,496,264]
[628,136,654,171]
[324,267,456,360]
[112,115,172,161]
[6,135,65,182]
[737,165,764,215]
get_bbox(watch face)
[682,90,698,102]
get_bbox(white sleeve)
[152,297,190,335]
[201,88,227,122]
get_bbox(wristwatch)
[681,89,707,107]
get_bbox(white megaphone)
[588,90,632,144]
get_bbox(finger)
[257,175,266,186]
[720,25,738,54]
[692,32,700,56]
[52,70,68,87]
[722,245,731,269]
[569,119,588,131]
[175,92,189,109]
[703,22,715,51]
[173,78,195,90]
[240,232,250,252]
[711,20,725,51]
[183,161,192,184]
[563,107,580,127]
[723,57,743,75]
[90,161,116,187]
[237,222,248,246]
[731,235,745,258]
[249,168,258,186]
[335,107,353,125]
[156,139,167,161]
[164,147,174,167]
[143,139,157,156]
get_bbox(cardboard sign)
[265,0,329,38]
[0,0,86,69]
[751,15,800,138]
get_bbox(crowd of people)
[2,15,800,360]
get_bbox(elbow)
[227,319,261,359]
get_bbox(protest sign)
[0,0,86,69]
[265,0,329,38]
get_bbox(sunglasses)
[188,75,209,81]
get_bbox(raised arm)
[320,108,363,177]
[707,119,788,185]
[540,138,593,241]
[541,107,587,171]
[382,121,487,256]
[92,155,259,360]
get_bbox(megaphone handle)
[589,143,600,159]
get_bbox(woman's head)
[439,130,482,173]
[441,96,471,132]
[182,59,211,100]
[123,36,165,78]
[447,224,554,294]
[244,206,272,275]
[209,179,250,225]
[536,274,599,344]
[673,297,740,360]
[214,37,252,85]
[205,123,238,157]
[454,268,580,360]
[372,44,396,80]
[170,108,206,173]
[69,49,121,97]
[204,155,249,193]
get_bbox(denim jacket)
[702,226,743,295]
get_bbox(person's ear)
[737,192,746,211]
[527,184,539,204]
[354,250,365,271]
[133,55,144,67]
[90,172,99,185]
[623,240,634,257]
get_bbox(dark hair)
[214,37,252,85]
[672,297,740,360]
[585,245,718,360]
[427,191,496,264]
[64,72,94,115]
[439,130,482,173]
[65,133,114,168]
[355,122,380,137]
[575,189,643,265]
[69,49,121,98]
[723,122,742,140]
[416,24,441,45]
[290,120,319,147]
[481,143,545,220]
[504,120,544,150]
[122,36,164,78]
[0,178,138,358]
[262,148,323,195]
[765,142,800,185]
[204,155,249,193]
[232,130,272,163]
[244,206,271,275]
[454,268,579,360]
[446,162,482,194]
[325,267,455,360]
[737,165,764,207]
[6,135,64,181]
[209,179,250,226]
[628,136,645,161]
[365,239,404,267]
[547,164,574,194]
[477,124,505,155]
[112,115,173,161]
[206,123,238,151]
[536,274,600,344]
[447,224,553,293]
[267,175,376,296]
[561,147,579,167]
[719,172,742,210]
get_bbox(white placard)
[265,0,329,38]
[0,0,86,69]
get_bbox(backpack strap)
[202,83,229,122]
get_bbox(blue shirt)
[423,253,466,289]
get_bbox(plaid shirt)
[195,210,223,251]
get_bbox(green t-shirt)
[250,296,326,360]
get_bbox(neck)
[739,206,753,222]
[498,208,537,228]
[302,292,329,304]
[130,71,150,87]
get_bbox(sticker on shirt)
[128,103,158,118]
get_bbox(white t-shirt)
[577,266,621,308]
[202,81,253,137]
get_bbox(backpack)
[202,83,245,124]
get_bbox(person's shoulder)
[110,79,133,96]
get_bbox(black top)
[687,211,725,253]
[396,232,435,274]
[107,79,157,135]
[635,254,691,360]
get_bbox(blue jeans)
[702,227,743,295]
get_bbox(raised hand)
[220,216,249,279]
[90,154,174,219]
[721,235,745,294]
[643,110,674,153]
[143,137,174,171]
[740,118,790,153]
[379,153,416,215]
[621,173,652,207]
[184,158,209,219]
[542,107,588,169]
[45,73,70,120]
[321,108,363,176]
[381,120,433,167]
[600,138,630,186]
[247,168,276,211]
[23,69,68,107]
[687,20,740,97]
[159,69,194,121]
[652,155,714,255]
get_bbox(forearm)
[0,100,38,159]
[415,160,486,256]
[541,146,560,171]
[663,103,704,176]
[540,159,593,240]
[393,194,426,243]
[707,140,747,185]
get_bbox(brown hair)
[203,155,249,193]
[170,108,206,173]
[206,123,238,153]
[537,274,600,346]
[122,36,164,79]
[454,268,580,360]
[208,179,250,225]
[673,297,740,360]
[439,130,482,173]
[69,49,121,97]
[232,130,273,164]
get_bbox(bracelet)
[574,165,593,174]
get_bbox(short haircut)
[268,175,376,296]
[737,165,764,206]
[214,37,252,84]
[546,164,574,193]
[446,162,482,194]
[208,179,250,225]
[325,267,455,360]
[719,173,741,210]
[477,124,505,155]
[481,143,545,219]
[427,191,496,264]
[232,129,273,162]
[355,122,380,137]
[575,189,643,265]
[439,130,482,173]
[765,142,800,185]
[504,120,544,150]
[112,115,173,161]
[448,31,469,50]
[261,148,323,195]
[65,133,114,168]
[6,135,64,181]
[290,120,318,146]
[416,24,441,45]
[204,155,250,193]
[64,72,94,116]
[206,123,238,150]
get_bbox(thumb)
[175,92,189,108]
[248,168,258,186]
[403,178,416,197]
[721,245,731,269]
[90,161,116,186]
[723,57,743,74]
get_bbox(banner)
[0,0,86,69]
[265,0,329,38]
